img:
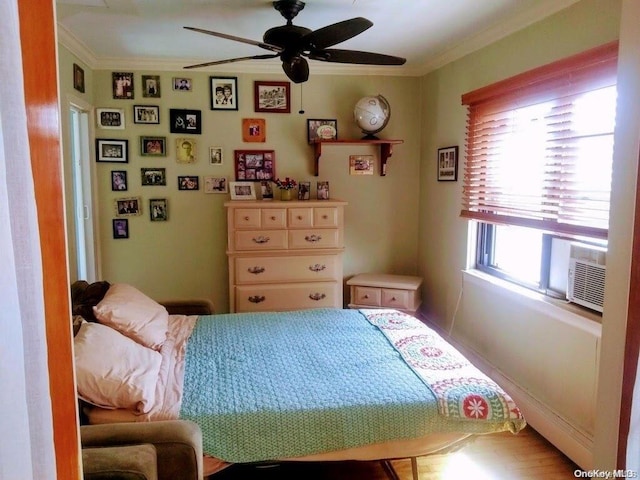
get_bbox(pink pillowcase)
[93,283,169,350]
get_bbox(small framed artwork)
[112,72,134,99]
[229,181,257,200]
[140,136,166,157]
[140,168,166,186]
[254,81,290,113]
[210,76,238,110]
[307,119,337,144]
[111,170,127,191]
[133,105,160,124]
[114,196,142,217]
[142,75,161,98]
[234,150,275,181]
[178,176,199,191]
[176,138,196,164]
[204,176,228,194]
[173,77,192,91]
[96,108,125,130]
[260,181,273,200]
[209,146,223,165]
[437,146,459,182]
[242,118,266,142]
[96,139,128,163]
[73,63,85,93]
[112,219,129,239]
[317,181,330,200]
[298,181,311,200]
[349,155,375,175]
[170,109,201,134]
[149,198,168,221]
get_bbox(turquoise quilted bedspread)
[179,309,517,462]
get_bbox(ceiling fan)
[183,0,406,83]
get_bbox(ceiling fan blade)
[183,26,282,53]
[301,17,372,50]
[308,48,406,65]
[184,54,279,69]
[282,56,309,84]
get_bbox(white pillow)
[74,321,162,413]
[93,283,168,350]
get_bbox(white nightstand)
[347,273,422,315]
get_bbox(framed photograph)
[234,150,275,181]
[170,109,201,134]
[260,181,273,200]
[111,170,127,191]
[149,198,168,221]
[133,105,160,124]
[140,136,166,157]
[73,63,85,93]
[437,146,459,182]
[178,176,199,191]
[242,118,266,142]
[349,155,375,175]
[140,167,166,186]
[254,81,290,113]
[307,119,337,144]
[142,75,161,98]
[317,181,330,200]
[114,196,142,217]
[210,76,238,111]
[96,108,125,130]
[298,181,311,200]
[209,146,223,165]
[112,72,134,99]
[173,77,192,91]
[176,138,196,164]
[96,139,128,163]
[229,181,257,200]
[204,176,228,194]
[112,219,129,239]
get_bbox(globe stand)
[361,133,380,140]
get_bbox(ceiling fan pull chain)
[298,83,305,114]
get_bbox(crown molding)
[56,23,98,68]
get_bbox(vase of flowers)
[275,177,297,201]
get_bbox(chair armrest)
[159,299,215,316]
[82,443,158,480]
[81,420,203,480]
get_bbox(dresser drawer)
[288,208,313,228]
[289,229,340,249]
[381,288,411,309]
[352,286,382,306]
[313,207,339,227]
[234,230,288,250]
[233,209,261,228]
[261,209,287,228]
[235,283,340,312]
[234,255,340,283]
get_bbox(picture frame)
[437,146,459,182]
[178,176,199,191]
[96,108,125,130]
[260,181,273,200]
[298,181,311,200]
[112,219,129,239]
[142,75,161,98]
[209,146,223,165]
[149,198,168,221]
[349,155,375,175]
[140,167,166,186]
[176,138,196,164]
[317,181,330,200]
[96,139,128,163]
[140,136,166,157]
[111,170,127,191]
[229,181,257,200]
[114,196,142,217]
[242,118,266,142]
[170,109,201,134]
[173,77,192,91]
[254,80,290,113]
[307,119,337,144]
[112,72,134,99]
[204,176,228,194]
[73,63,85,93]
[133,105,160,124]
[234,150,275,181]
[210,76,238,111]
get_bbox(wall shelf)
[312,139,404,176]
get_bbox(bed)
[72,282,526,479]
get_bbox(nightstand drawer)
[353,286,382,306]
[234,230,288,250]
[234,254,339,283]
[382,288,410,309]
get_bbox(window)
[462,42,618,294]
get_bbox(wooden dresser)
[225,199,347,313]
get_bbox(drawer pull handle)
[252,236,270,244]
[305,234,322,243]
[391,297,397,301]
[309,264,326,272]
[248,266,265,274]
[322,215,328,219]
[244,216,250,221]
[270,216,276,221]
[309,293,326,301]
[248,295,266,303]
[364,294,369,299]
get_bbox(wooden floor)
[210,426,579,480]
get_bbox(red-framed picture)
[254,81,290,113]
[234,150,275,181]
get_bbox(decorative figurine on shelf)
[354,94,391,139]
[275,177,297,201]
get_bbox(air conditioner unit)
[567,243,606,313]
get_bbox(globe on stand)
[353,95,391,139]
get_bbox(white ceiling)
[56,0,580,77]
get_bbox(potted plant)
[274,177,297,201]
